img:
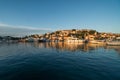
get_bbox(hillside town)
[0,29,120,44]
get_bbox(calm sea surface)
[0,42,120,80]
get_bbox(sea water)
[0,42,120,80]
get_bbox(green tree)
[89,30,96,35]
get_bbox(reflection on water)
[105,46,120,54]
[0,42,120,80]
[25,42,120,53]
[0,42,120,54]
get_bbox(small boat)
[106,37,120,46]
[66,37,84,43]
[39,39,46,42]
[26,38,34,42]
[89,40,105,44]
[106,41,120,46]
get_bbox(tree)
[89,30,96,35]
[0,36,3,40]
[72,29,76,31]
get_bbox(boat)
[38,38,50,42]
[39,39,46,42]
[66,37,84,43]
[106,37,120,46]
[89,40,105,44]
[106,41,120,46]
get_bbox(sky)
[0,0,120,36]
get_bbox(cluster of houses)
[19,29,120,43]
[0,29,120,45]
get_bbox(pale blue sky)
[0,0,120,36]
